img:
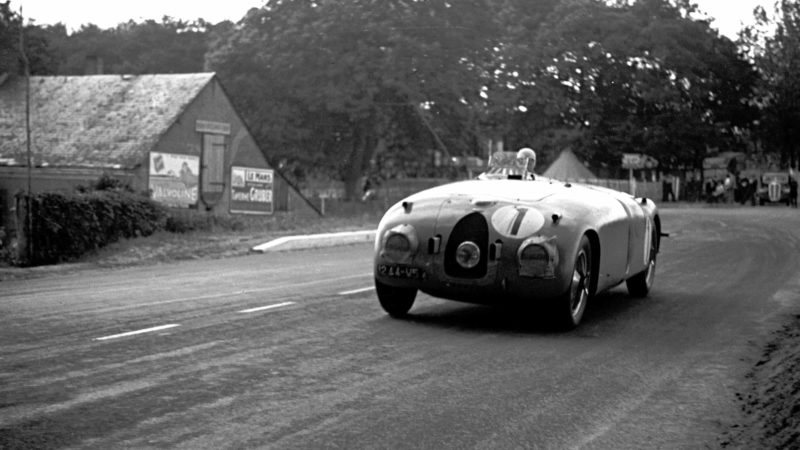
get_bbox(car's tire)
[552,235,592,329]
[626,226,657,298]
[375,279,417,318]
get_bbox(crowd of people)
[703,174,746,204]
[663,172,798,207]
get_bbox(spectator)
[662,174,676,202]
[705,179,716,202]
[713,180,725,203]
[723,174,733,203]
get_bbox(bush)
[18,190,167,265]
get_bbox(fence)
[309,177,663,216]
[575,179,663,200]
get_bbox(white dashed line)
[91,273,374,313]
[95,324,180,341]
[238,301,296,314]
[338,286,375,296]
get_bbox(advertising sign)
[149,152,199,208]
[230,166,274,214]
[622,153,658,170]
[196,120,231,135]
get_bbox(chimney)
[84,56,104,75]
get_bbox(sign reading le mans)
[230,166,274,214]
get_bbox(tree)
[42,18,215,75]
[0,1,21,76]
[0,1,57,77]
[207,0,504,199]
[515,0,757,174]
[743,0,800,168]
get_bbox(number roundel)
[490,206,545,238]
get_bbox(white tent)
[542,148,596,180]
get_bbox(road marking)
[95,324,180,341]
[238,301,296,314]
[90,273,374,313]
[338,286,375,295]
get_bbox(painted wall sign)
[230,166,273,214]
[196,120,231,135]
[149,152,199,208]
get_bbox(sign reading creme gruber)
[230,167,274,214]
[149,152,199,208]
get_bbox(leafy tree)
[42,18,215,75]
[0,1,58,76]
[473,0,563,158]
[743,0,800,168]
[515,0,757,174]
[0,1,20,76]
[207,0,503,199]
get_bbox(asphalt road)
[1,207,799,449]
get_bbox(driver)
[480,148,537,180]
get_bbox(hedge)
[18,190,167,265]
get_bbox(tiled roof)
[0,73,215,168]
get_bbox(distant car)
[757,172,791,205]
[373,149,662,329]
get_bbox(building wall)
[150,78,317,217]
[0,76,318,231]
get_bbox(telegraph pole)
[19,5,33,260]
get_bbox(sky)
[9,0,774,39]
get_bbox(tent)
[542,148,596,180]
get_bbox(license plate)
[378,264,424,280]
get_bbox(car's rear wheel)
[375,279,417,317]
[552,235,592,329]
[626,227,657,298]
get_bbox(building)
[0,73,319,230]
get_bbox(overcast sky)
[11,0,773,39]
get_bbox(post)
[19,6,33,260]
[14,193,29,263]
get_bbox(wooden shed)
[0,73,319,230]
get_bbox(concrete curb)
[251,230,376,253]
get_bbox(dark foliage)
[19,189,167,266]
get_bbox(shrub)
[17,190,167,266]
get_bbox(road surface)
[1,207,799,449]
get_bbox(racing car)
[757,172,792,205]
[373,148,662,329]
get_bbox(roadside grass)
[0,208,382,280]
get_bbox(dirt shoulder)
[719,314,800,449]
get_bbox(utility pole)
[19,5,33,260]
